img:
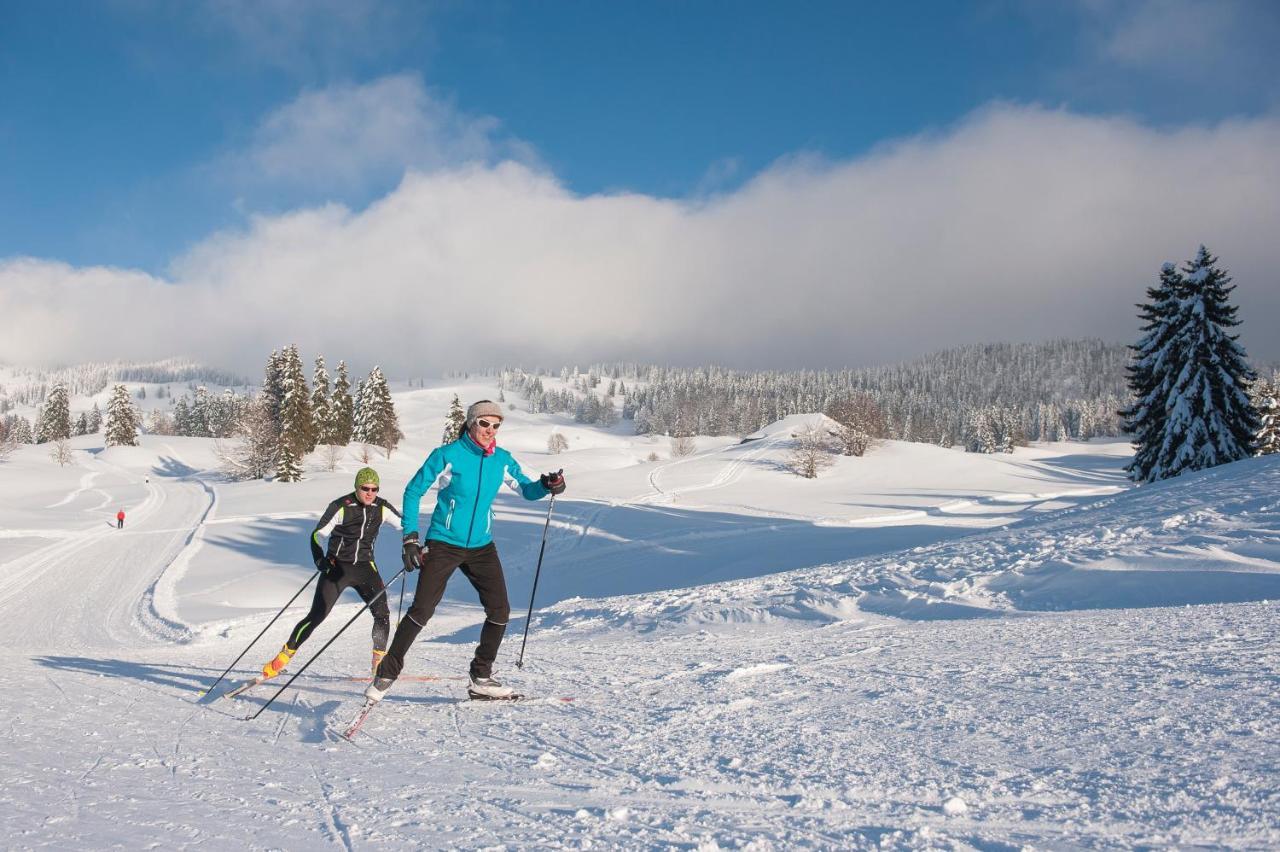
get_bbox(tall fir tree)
[104,384,140,447]
[1250,374,1279,456]
[262,348,286,437]
[209,389,242,438]
[275,345,314,482]
[36,383,72,444]
[10,417,35,444]
[189,386,213,438]
[88,402,103,434]
[354,367,402,456]
[443,394,466,443]
[172,397,193,436]
[1121,263,1186,482]
[331,360,355,446]
[352,377,367,439]
[311,356,333,446]
[1144,247,1259,482]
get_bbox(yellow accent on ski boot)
[371,648,387,677]
[262,644,296,679]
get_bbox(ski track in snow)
[0,426,1277,847]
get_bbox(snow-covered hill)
[0,380,1276,848]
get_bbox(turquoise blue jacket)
[402,433,549,548]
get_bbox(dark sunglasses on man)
[359,485,379,493]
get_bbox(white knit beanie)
[466,400,504,424]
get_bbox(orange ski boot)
[261,643,296,680]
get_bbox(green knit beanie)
[354,467,380,491]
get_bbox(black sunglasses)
[359,486,379,493]
[476,419,501,430]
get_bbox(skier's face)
[356,484,379,505]
[468,417,502,445]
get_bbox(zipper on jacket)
[356,504,369,559]
[465,453,485,546]
[446,499,455,530]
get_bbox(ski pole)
[202,566,321,696]
[397,571,405,627]
[516,493,557,669]
[250,566,407,720]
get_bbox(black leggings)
[285,560,390,651]
[378,541,510,680]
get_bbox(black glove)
[540,469,566,495]
[402,532,423,573]
[315,556,339,578]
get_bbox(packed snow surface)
[1,381,1277,849]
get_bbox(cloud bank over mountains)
[3,98,1278,375]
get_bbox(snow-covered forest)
[491,338,1135,447]
[8,333,1279,475]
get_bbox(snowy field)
[1,380,1278,849]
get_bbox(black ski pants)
[286,560,390,652]
[378,541,510,681]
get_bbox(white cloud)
[3,103,1279,374]
[218,74,533,202]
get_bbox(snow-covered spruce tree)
[88,402,102,433]
[354,367,402,457]
[443,394,466,443]
[172,396,193,436]
[74,412,90,436]
[0,432,16,462]
[208,389,243,438]
[330,360,355,446]
[104,384,140,447]
[9,416,35,444]
[311,356,333,446]
[35,383,72,444]
[189,386,213,438]
[275,345,314,482]
[261,348,286,436]
[1121,263,1187,482]
[1250,373,1279,456]
[1147,247,1260,482]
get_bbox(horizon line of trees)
[487,339,1134,453]
[0,347,402,483]
[0,358,246,410]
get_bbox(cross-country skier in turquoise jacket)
[366,400,565,702]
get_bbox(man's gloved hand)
[402,532,423,573]
[540,469,566,495]
[315,556,339,578]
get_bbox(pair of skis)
[339,688,536,742]
[217,675,545,742]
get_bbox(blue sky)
[1,1,1278,371]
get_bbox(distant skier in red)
[116,509,125,530]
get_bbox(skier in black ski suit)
[259,467,402,680]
